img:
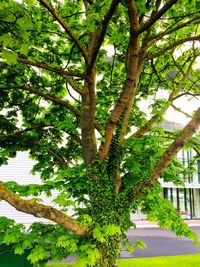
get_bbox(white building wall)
[0,152,58,228]
[0,148,199,224]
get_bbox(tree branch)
[88,0,121,68]
[118,29,152,145]
[137,0,179,34]
[133,107,200,200]
[80,71,97,166]
[98,0,140,160]
[193,146,200,156]
[0,182,89,236]
[65,76,86,95]
[0,123,47,139]
[149,16,200,43]
[44,147,69,169]
[0,124,81,169]
[146,36,200,60]
[171,104,193,118]
[173,91,200,101]
[0,84,102,135]
[0,49,84,78]
[177,156,198,175]
[128,87,180,139]
[0,85,81,117]
[37,0,89,63]
[185,50,200,78]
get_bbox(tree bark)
[0,182,89,236]
[99,0,140,160]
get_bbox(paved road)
[120,226,200,258]
[50,226,200,263]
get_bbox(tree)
[0,0,200,266]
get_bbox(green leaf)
[87,248,100,266]
[2,50,17,64]
[135,240,147,250]
[22,0,36,6]
[27,247,47,264]
[93,227,106,243]
[19,43,29,56]
[125,244,135,253]
[14,244,25,255]
[56,235,70,248]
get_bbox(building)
[132,121,200,221]
[0,152,57,228]
[160,121,200,219]
[0,121,199,226]
[161,147,200,219]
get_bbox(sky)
[138,90,200,126]
[166,97,199,126]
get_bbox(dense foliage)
[0,0,200,266]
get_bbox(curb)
[134,220,200,228]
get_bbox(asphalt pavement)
[49,222,200,263]
[121,226,200,258]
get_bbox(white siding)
[0,152,56,228]
[0,152,40,184]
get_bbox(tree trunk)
[88,168,124,267]
[98,237,121,267]
[99,254,118,267]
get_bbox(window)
[198,160,200,184]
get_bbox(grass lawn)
[47,254,200,267]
